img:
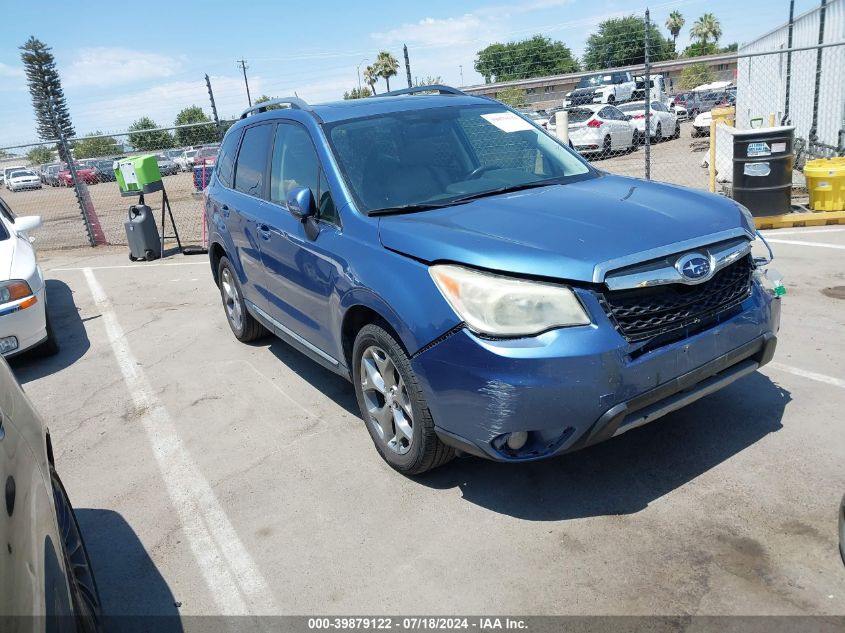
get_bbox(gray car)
[155,154,180,176]
[0,357,102,629]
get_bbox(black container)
[124,204,160,261]
[731,126,794,216]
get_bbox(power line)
[237,59,252,107]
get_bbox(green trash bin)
[114,155,162,195]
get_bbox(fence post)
[644,8,651,181]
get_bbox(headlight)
[0,280,33,304]
[429,264,590,337]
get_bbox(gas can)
[124,204,161,261]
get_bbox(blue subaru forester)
[205,86,781,475]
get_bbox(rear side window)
[568,108,593,123]
[216,129,240,189]
[234,124,272,197]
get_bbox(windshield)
[326,104,593,214]
[618,103,646,113]
[567,108,594,123]
[577,74,613,88]
[196,148,217,158]
[187,150,197,157]
[11,171,34,178]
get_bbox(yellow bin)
[711,106,735,127]
[804,157,845,211]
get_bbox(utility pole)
[459,65,464,86]
[237,59,252,107]
[205,74,223,142]
[403,44,412,88]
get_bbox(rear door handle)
[257,224,271,240]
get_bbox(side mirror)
[14,215,42,232]
[286,186,316,220]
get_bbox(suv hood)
[378,174,751,283]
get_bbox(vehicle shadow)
[75,509,183,632]
[415,372,791,520]
[262,337,359,416]
[10,279,90,383]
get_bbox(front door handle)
[257,224,271,240]
[221,205,230,218]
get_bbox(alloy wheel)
[220,267,243,331]
[360,345,414,455]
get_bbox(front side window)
[327,104,592,214]
[270,123,338,225]
[234,125,272,197]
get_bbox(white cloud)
[371,14,502,49]
[64,48,183,88]
[0,62,24,78]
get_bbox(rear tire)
[654,123,662,142]
[217,256,267,342]
[673,121,681,138]
[602,135,611,158]
[352,323,454,475]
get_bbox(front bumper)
[412,283,780,462]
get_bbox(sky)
[0,0,819,147]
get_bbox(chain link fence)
[1,3,843,251]
[0,121,229,250]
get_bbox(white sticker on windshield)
[481,112,534,133]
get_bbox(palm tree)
[374,50,399,92]
[690,13,722,48]
[666,10,685,47]
[363,65,378,95]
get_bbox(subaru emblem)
[676,253,712,282]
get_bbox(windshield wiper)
[368,178,564,216]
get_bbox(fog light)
[0,336,18,354]
[506,431,529,451]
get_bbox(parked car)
[631,74,666,102]
[175,149,198,172]
[6,169,42,192]
[618,100,680,143]
[564,71,635,107]
[671,91,725,118]
[193,145,218,167]
[57,164,98,187]
[567,104,636,155]
[0,197,58,357]
[205,87,780,475]
[43,164,62,187]
[154,154,180,176]
[91,159,117,183]
[0,355,102,628]
[3,166,27,185]
[163,148,189,170]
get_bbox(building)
[735,0,844,156]
[461,53,738,111]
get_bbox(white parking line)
[768,362,845,389]
[764,239,845,251]
[82,268,278,616]
[52,261,208,272]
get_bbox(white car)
[564,71,635,107]
[0,197,57,357]
[566,104,635,156]
[618,101,680,142]
[174,149,198,172]
[692,110,713,137]
[6,169,42,192]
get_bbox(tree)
[174,105,217,146]
[413,75,443,87]
[26,146,54,165]
[678,63,715,90]
[690,13,722,48]
[475,35,578,83]
[495,87,527,109]
[665,10,685,47]
[127,117,174,152]
[374,51,399,91]
[343,87,372,99]
[73,132,121,159]
[19,37,75,161]
[252,94,284,111]
[363,65,379,95]
[583,16,673,70]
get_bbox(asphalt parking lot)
[9,226,845,618]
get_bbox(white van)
[632,74,666,102]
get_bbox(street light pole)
[357,58,368,91]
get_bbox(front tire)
[217,256,267,342]
[654,123,662,142]
[352,323,453,475]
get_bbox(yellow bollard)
[709,119,716,193]
[768,113,776,127]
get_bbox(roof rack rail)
[240,97,313,119]
[379,85,466,97]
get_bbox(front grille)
[599,255,753,342]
